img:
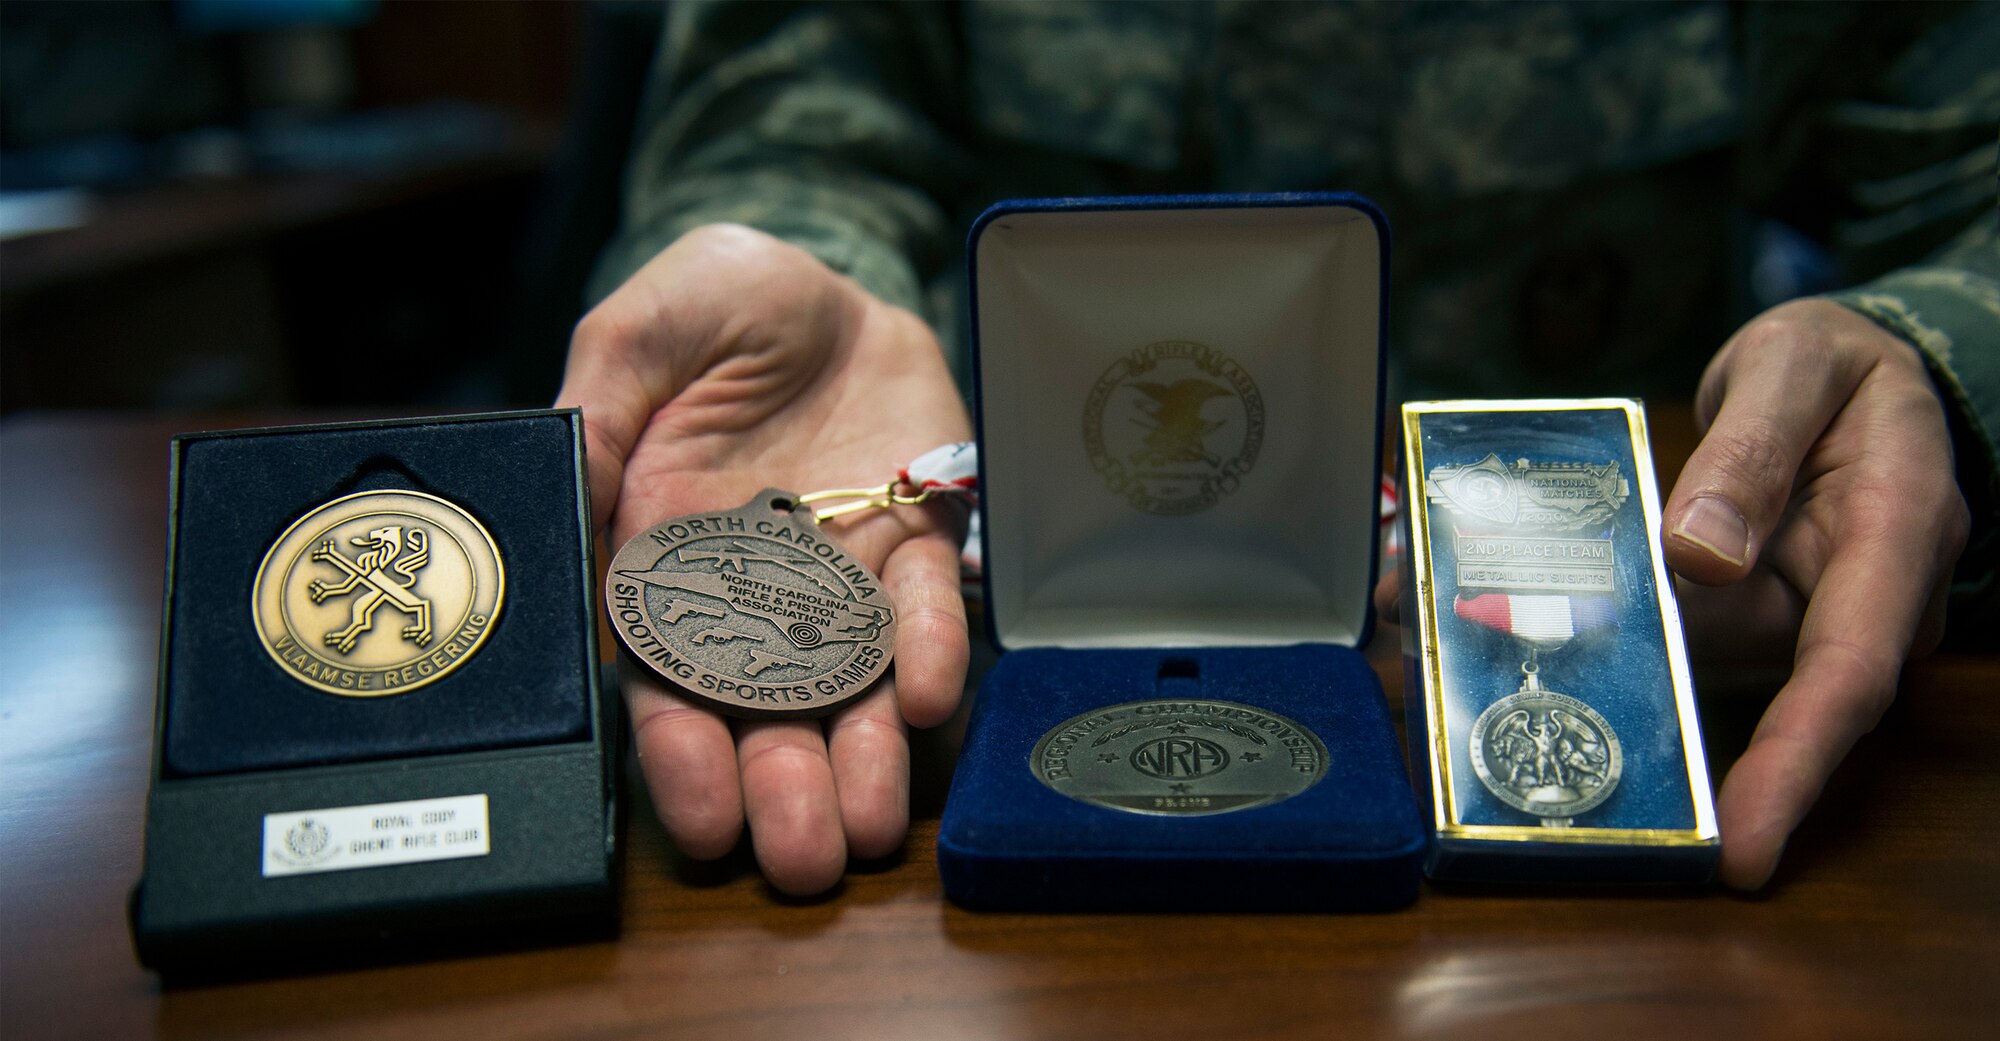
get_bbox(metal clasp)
[793,481,934,523]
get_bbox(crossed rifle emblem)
[308,525,433,653]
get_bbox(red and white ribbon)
[901,441,979,497]
[1453,592,1617,645]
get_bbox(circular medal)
[253,490,504,697]
[1030,699,1327,816]
[605,489,896,720]
[1469,687,1622,820]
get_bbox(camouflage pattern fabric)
[594,0,1999,634]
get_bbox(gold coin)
[252,490,504,697]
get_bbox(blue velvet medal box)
[131,410,619,975]
[938,195,1424,911]
[1397,400,1720,883]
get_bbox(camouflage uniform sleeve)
[1828,208,1999,637]
[1816,16,2000,637]
[587,1,966,318]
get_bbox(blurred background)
[0,0,662,414]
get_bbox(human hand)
[556,224,973,895]
[1661,297,1967,889]
[1371,298,1967,888]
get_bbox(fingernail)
[1673,495,1748,567]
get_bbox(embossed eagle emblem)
[1128,378,1231,466]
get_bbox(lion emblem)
[307,525,433,653]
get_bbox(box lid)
[969,194,1388,651]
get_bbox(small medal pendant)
[605,489,897,720]
[1468,661,1623,825]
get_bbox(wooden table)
[4,411,1995,1040]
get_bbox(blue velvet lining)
[163,413,593,777]
[939,644,1423,910]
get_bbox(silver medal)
[1030,699,1327,816]
[1468,663,1622,825]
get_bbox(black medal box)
[938,195,1423,911]
[131,410,619,975]
[1397,399,1720,882]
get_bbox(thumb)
[1664,314,1867,585]
[551,228,745,533]
[554,309,650,535]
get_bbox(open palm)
[558,225,973,895]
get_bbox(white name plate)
[262,794,490,877]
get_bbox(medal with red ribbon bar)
[1425,453,1627,825]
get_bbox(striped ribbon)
[1453,592,1616,644]
[1447,512,1619,647]
[902,441,983,584]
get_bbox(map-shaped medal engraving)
[606,489,896,720]
[1031,699,1327,816]
[1469,682,1622,824]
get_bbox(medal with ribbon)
[606,442,977,720]
[1425,453,1627,825]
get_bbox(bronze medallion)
[1030,699,1327,816]
[1082,340,1264,516]
[606,489,896,720]
[252,490,504,697]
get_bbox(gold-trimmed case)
[1400,399,1719,880]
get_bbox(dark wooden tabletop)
[3,410,1995,1040]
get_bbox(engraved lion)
[308,525,432,653]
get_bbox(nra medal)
[1030,699,1327,816]
[1427,453,1631,825]
[1468,663,1622,824]
[606,489,897,720]
[253,490,505,697]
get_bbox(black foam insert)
[163,413,593,777]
